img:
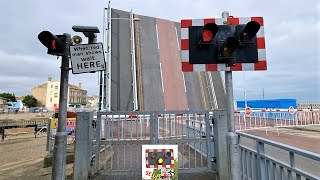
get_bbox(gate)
[93,110,215,179]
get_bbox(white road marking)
[182,72,186,92]
[156,24,160,50]
[175,26,180,50]
[159,62,164,92]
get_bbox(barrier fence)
[92,111,215,179]
[235,109,320,132]
[238,132,320,180]
[0,119,48,140]
[70,110,319,179]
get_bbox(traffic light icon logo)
[145,149,175,168]
[149,152,171,165]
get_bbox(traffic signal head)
[187,19,261,65]
[38,31,65,56]
[236,21,260,42]
[220,37,239,57]
[189,23,220,64]
[189,23,236,64]
[234,21,261,63]
[200,23,218,44]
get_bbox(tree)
[0,93,16,102]
[23,95,38,108]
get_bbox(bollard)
[1,127,4,141]
[34,124,38,138]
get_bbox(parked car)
[32,108,40,113]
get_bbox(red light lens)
[202,29,213,42]
[52,40,56,50]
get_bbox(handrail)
[240,145,318,179]
[238,131,320,180]
[237,132,320,161]
[103,1,112,111]
[130,10,138,111]
[205,72,218,109]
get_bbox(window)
[54,93,58,98]
[55,86,58,90]
[50,98,52,102]
[51,85,53,88]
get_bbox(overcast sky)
[0,0,319,102]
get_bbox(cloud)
[0,0,319,102]
[0,50,99,96]
[0,50,58,94]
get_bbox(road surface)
[111,9,226,112]
[111,9,134,111]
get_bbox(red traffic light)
[202,29,213,42]
[201,23,218,42]
[38,31,65,55]
[52,40,56,50]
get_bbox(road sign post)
[219,11,241,180]
[38,30,72,180]
[52,33,71,180]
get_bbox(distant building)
[8,100,25,110]
[0,97,9,112]
[86,96,99,109]
[236,99,297,109]
[16,96,25,101]
[31,76,88,110]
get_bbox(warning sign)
[70,43,106,74]
[142,145,178,180]
[245,107,251,116]
[288,106,295,115]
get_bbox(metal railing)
[204,72,219,110]
[298,102,320,109]
[0,119,48,127]
[236,110,320,132]
[103,1,112,111]
[1,119,48,140]
[130,10,138,111]
[238,132,320,180]
[93,110,214,177]
[183,111,320,179]
[0,112,52,120]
